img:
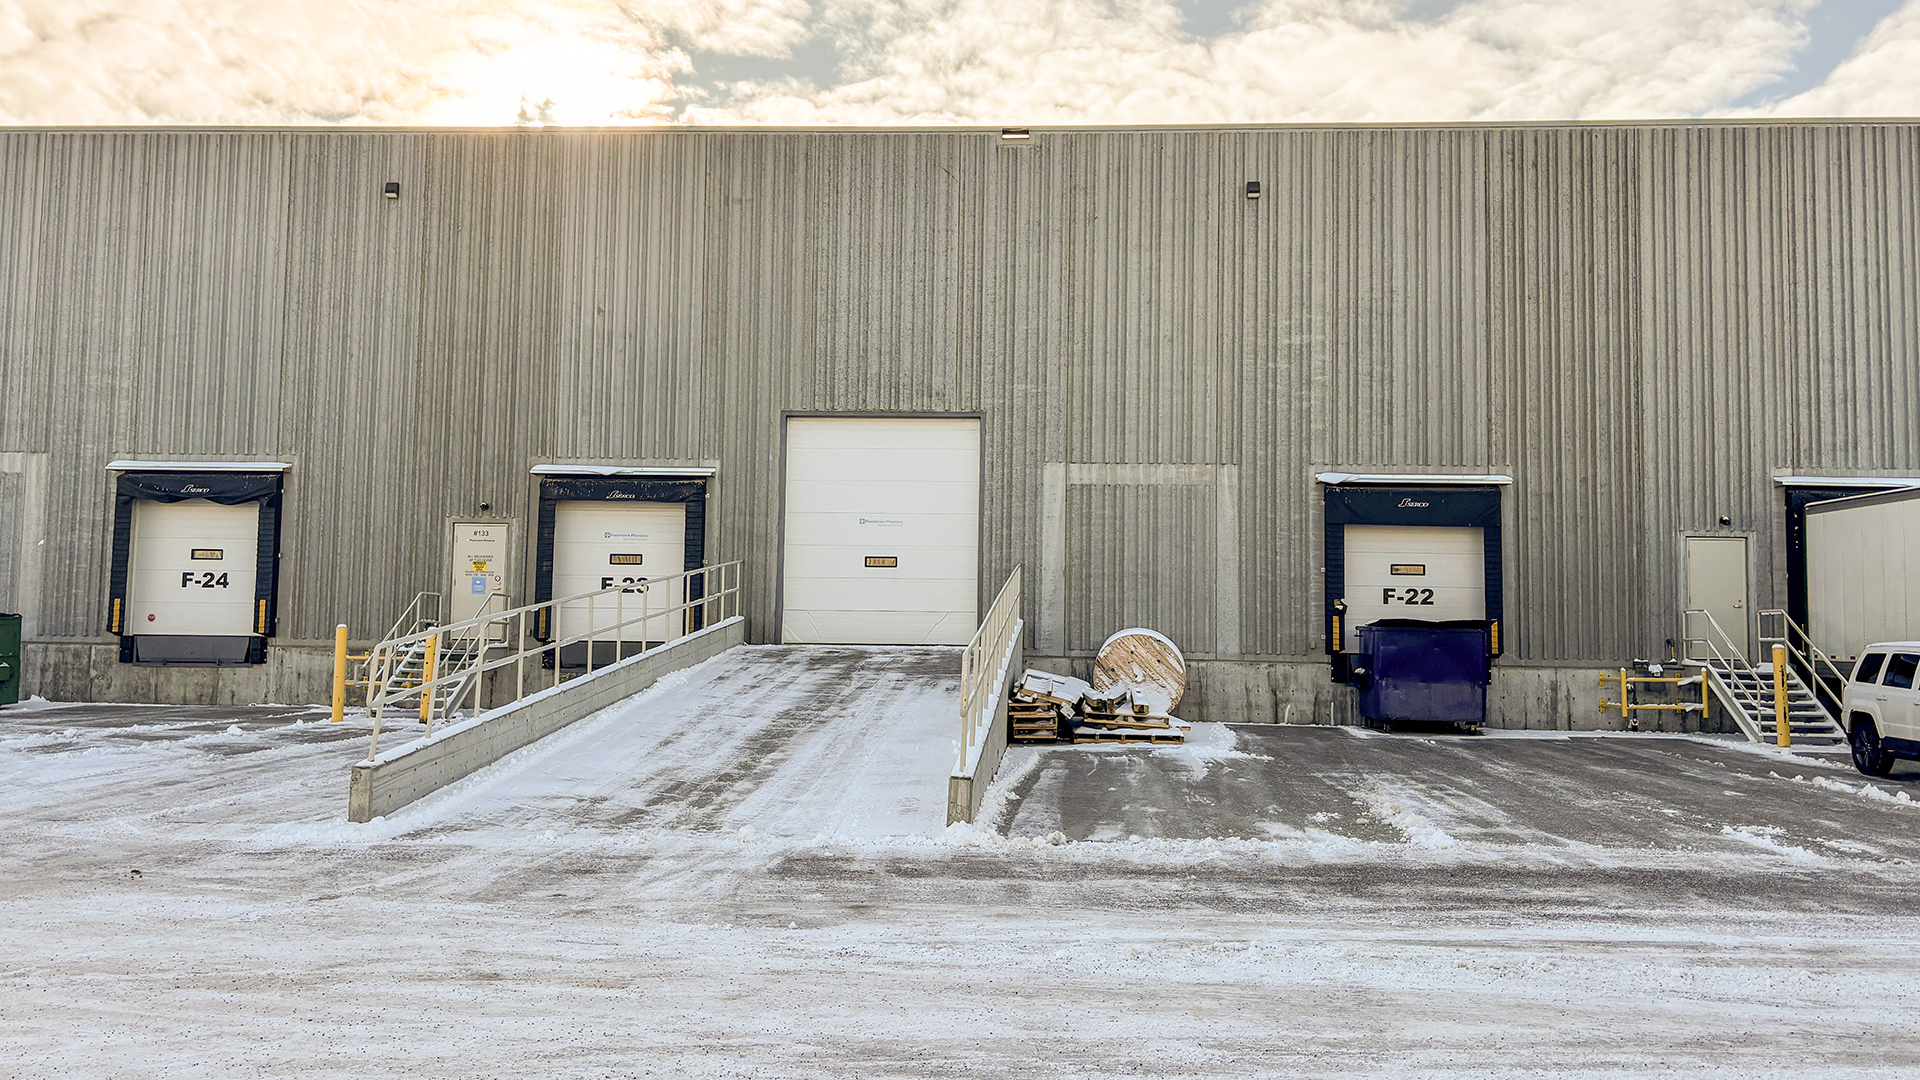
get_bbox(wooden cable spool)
[1090,627,1186,716]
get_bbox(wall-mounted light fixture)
[1718,515,1732,526]
[1245,181,1262,200]
[383,182,401,200]
[1000,128,1031,141]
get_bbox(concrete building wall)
[2,122,1917,722]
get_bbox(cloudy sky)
[1,0,1916,127]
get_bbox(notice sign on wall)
[449,522,509,629]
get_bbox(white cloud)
[656,0,815,57]
[0,0,1913,128]
[689,0,1820,124]
[1749,0,1920,116]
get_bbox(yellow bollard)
[418,635,439,726]
[331,624,348,723]
[1773,644,1791,748]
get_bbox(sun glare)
[413,7,685,127]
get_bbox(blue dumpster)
[1352,619,1492,728]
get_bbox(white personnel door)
[128,500,260,637]
[1685,536,1752,660]
[781,417,980,645]
[553,503,687,645]
[1342,525,1487,652]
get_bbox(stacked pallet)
[1006,666,1190,745]
[1009,670,1087,743]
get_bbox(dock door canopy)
[533,474,707,650]
[108,470,284,665]
[780,417,981,645]
[1323,483,1504,683]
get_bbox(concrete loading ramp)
[378,645,962,839]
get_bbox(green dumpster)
[0,613,20,706]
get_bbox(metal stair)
[388,635,483,720]
[362,591,504,724]
[1683,608,1847,746]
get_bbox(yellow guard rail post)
[1773,644,1791,748]
[331,624,349,723]
[417,634,440,728]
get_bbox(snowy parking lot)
[4,646,1920,1078]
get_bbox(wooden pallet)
[1078,715,1172,731]
[1011,698,1065,743]
[1070,728,1185,745]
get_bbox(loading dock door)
[128,500,260,640]
[1342,525,1487,651]
[553,502,687,646]
[781,417,980,645]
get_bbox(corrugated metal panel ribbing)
[0,124,1916,663]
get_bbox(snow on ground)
[5,654,1920,1078]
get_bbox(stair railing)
[359,592,443,714]
[431,592,514,715]
[1680,608,1766,742]
[1758,609,1846,726]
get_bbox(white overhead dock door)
[1341,525,1488,650]
[553,502,688,646]
[781,417,980,645]
[128,500,260,638]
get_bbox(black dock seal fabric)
[1323,484,1504,678]
[107,471,284,661]
[533,475,708,641]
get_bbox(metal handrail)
[958,565,1023,771]
[363,562,743,761]
[346,592,443,709]
[380,592,440,642]
[1684,607,1844,741]
[1757,609,1845,729]
[1759,608,1848,687]
[1681,608,1765,742]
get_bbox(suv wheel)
[1850,717,1896,778]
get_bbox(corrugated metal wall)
[2,122,1917,675]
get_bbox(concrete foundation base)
[1022,656,1741,735]
[21,638,1738,738]
[22,640,339,706]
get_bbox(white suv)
[1844,642,1920,777]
